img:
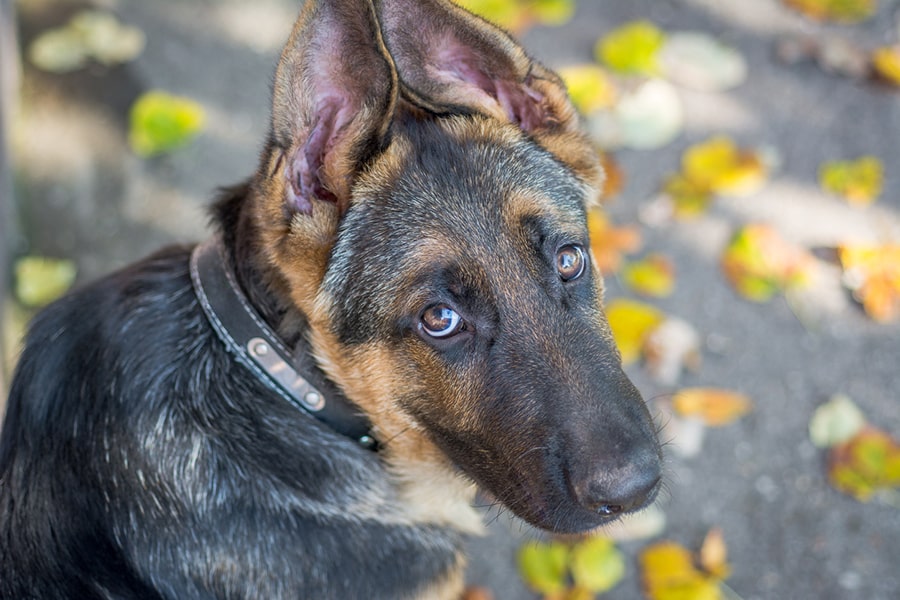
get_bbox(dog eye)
[421,305,463,338]
[556,245,586,281]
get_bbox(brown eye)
[557,245,586,281]
[421,304,463,338]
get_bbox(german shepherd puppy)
[0,0,662,597]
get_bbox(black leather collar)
[190,236,378,451]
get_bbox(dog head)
[249,0,662,534]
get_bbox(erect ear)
[269,0,397,216]
[373,0,578,134]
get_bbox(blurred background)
[2,0,899,598]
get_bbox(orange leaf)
[782,0,877,23]
[587,210,642,274]
[672,388,752,426]
[699,528,731,580]
[839,244,900,322]
[599,152,625,201]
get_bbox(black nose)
[568,449,662,516]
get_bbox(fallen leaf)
[699,528,731,580]
[809,394,868,448]
[672,388,752,427]
[27,9,145,73]
[721,224,816,302]
[623,254,676,298]
[598,152,625,201]
[457,0,574,33]
[828,427,900,502]
[461,586,494,600]
[69,9,146,66]
[661,173,715,219]
[14,257,77,308]
[782,0,877,23]
[658,32,748,92]
[587,210,642,274]
[129,91,206,157]
[569,537,626,594]
[640,540,724,600]
[559,64,618,115]
[605,298,665,366]
[518,541,570,596]
[588,79,684,150]
[872,45,900,86]
[682,137,768,198]
[644,316,702,386]
[839,243,900,322]
[596,21,666,75]
[819,156,883,206]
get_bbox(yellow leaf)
[605,299,664,365]
[569,537,626,594]
[457,0,526,31]
[596,21,666,75]
[839,243,900,322]
[559,64,618,115]
[662,173,715,219]
[819,156,883,206]
[782,0,877,23]
[682,137,767,198]
[872,46,900,86]
[640,541,722,600]
[828,427,900,502]
[518,541,570,596]
[720,224,815,302]
[587,210,642,274]
[672,388,752,427]
[623,254,676,298]
[129,91,206,157]
[14,257,77,308]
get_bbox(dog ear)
[269,0,397,215]
[373,0,578,134]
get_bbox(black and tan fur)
[0,0,662,598]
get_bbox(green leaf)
[518,541,570,595]
[14,257,77,308]
[129,91,206,157]
[596,21,666,75]
[569,537,626,593]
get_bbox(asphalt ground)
[5,1,900,598]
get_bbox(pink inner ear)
[286,98,346,214]
[432,42,547,132]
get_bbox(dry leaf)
[872,45,900,86]
[682,137,768,198]
[721,224,816,302]
[661,173,715,219]
[819,156,883,206]
[605,298,665,366]
[672,388,752,427]
[644,316,702,386]
[596,21,666,75]
[658,32,748,92]
[559,64,618,115]
[598,152,625,201]
[587,210,642,274]
[639,539,725,600]
[828,427,900,502]
[622,254,676,298]
[782,0,877,23]
[699,528,731,580]
[839,243,900,322]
